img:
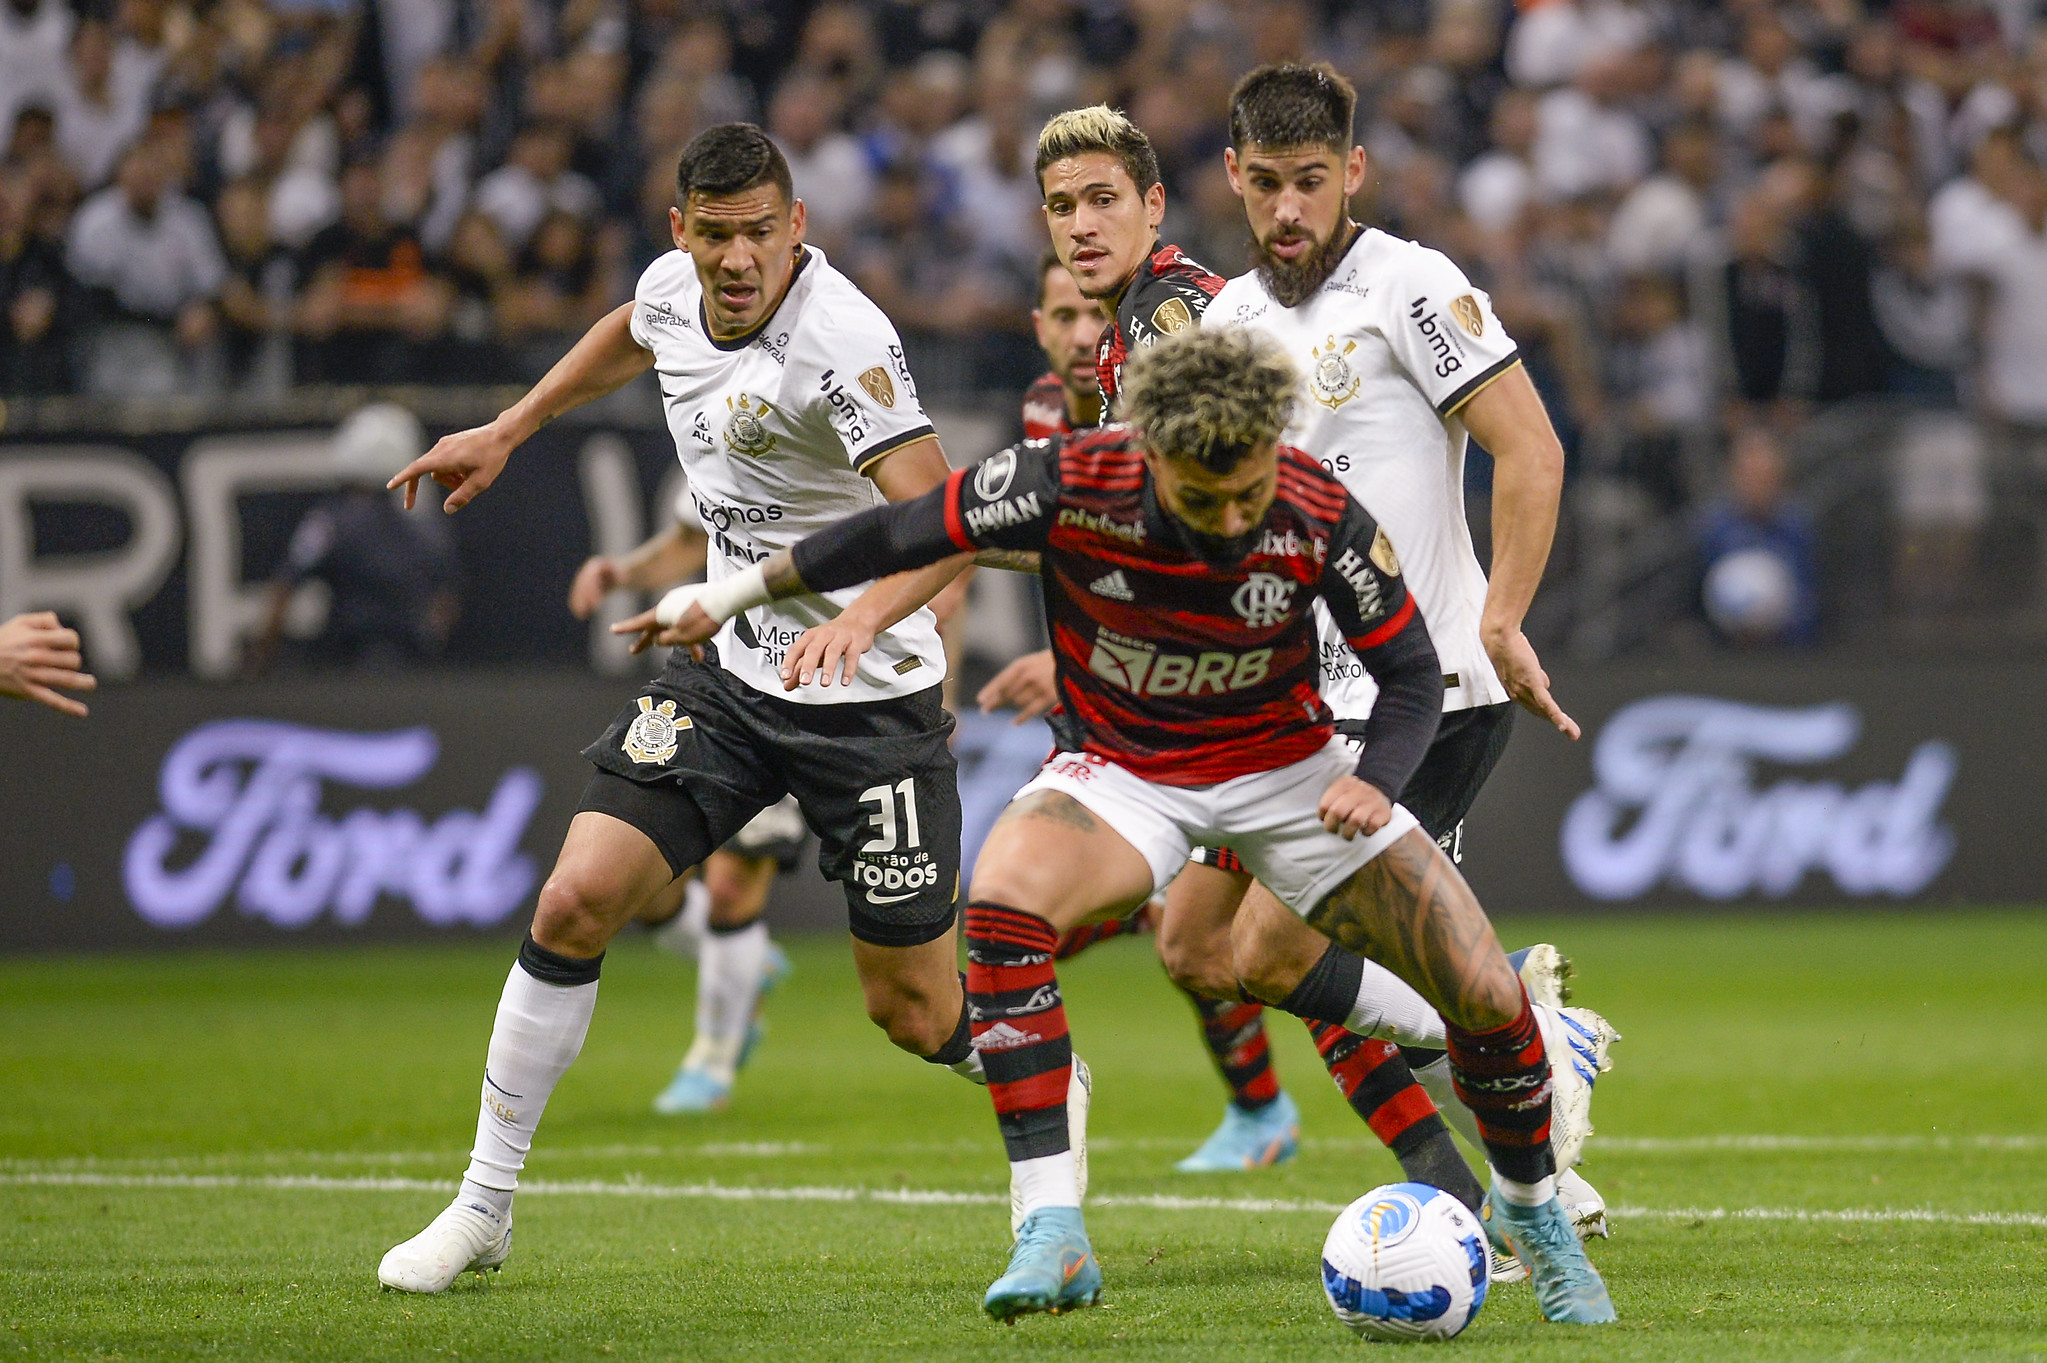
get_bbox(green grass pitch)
[2,910,2044,1361]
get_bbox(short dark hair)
[1035,106,1161,196]
[676,122,793,207]
[1228,62,1358,154]
[1036,249,1068,308]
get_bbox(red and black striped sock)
[964,902,1072,1161]
[1190,994,1281,1112]
[1444,987,1555,1186]
[1053,914,1144,960]
[1309,1022,1485,1212]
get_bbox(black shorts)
[1190,702,1515,870]
[579,645,961,946]
[719,795,808,873]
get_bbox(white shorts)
[1011,738,1421,917]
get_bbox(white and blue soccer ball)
[1320,1182,1490,1342]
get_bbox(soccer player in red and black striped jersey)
[1023,105,1491,1193]
[999,246,1300,1167]
[633,328,1613,1324]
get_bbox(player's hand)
[610,599,716,658]
[387,420,516,512]
[1483,625,1580,740]
[569,556,626,619]
[781,615,877,690]
[977,649,1059,723]
[1318,775,1393,840]
[0,611,96,717]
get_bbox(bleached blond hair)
[1034,105,1161,195]
[1122,327,1299,474]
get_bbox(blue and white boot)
[1482,1187,1617,1324]
[984,1207,1102,1321]
[1174,1090,1301,1172]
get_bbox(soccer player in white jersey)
[1196,64,1617,1290]
[375,124,992,1293]
[568,489,799,1116]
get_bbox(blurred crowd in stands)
[3,0,2046,645]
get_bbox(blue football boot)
[651,1065,731,1115]
[1482,1188,1617,1324]
[983,1208,1102,1321]
[735,941,792,1070]
[1174,1090,1301,1172]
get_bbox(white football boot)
[1534,1002,1618,1171]
[1557,1166,1610,1239]
[377,1195,512,1292]
[1515,943,1573,1008]
[1010,1055,1091,1238]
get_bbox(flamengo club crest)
[1309,335,1361,409]
[723,393,777,456]
[623,696,692,765]
[1231,572,1297,627]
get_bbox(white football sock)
[1009,1150,1081,1219]
[1494,1173,1557,1207]
[1411,1053,1487,1155]
[462,961,599,1201]
[690,919,769,1084]
[1344,957,1446,1048]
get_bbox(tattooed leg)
[1304,827,1520,1032]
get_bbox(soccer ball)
[1320,1182,1490,1342]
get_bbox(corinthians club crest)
[1309,335,1361,409]
[623,695,692,765]
[723,393,777,456]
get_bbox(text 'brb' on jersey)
[938,429,1429,787]
[1209,228,1521,717]
[1096,243,1225,415]
[631,245,945,703]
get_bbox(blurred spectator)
[495,210,614,367]
[296,158,452,382]
[251,403,460,673]
[767,71,872,243]
[1607,273,1711,510]
[1608,119,1719,277]
[65,141,225,395]
[1708,179,1817,415]
[1697,427,1821,646]
[441,207,513,381]
[0,0,75,141]
[53,18,149,190]
[0,158,69,392]
[213,176,297,391]
[1459,90,1538,236]
[473,122,598,252]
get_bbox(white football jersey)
[630,246,945,704]
[1207,228,1519,716]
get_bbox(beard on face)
[1252,219,1355,308]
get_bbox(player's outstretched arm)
[390,302,653,512]
[568,522,709,618]
[1457,366,1578,740]
[0,611,96,717]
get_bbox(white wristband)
[655,564,773,627]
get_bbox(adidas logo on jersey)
[1088,570,1135,601]
[971,1022,1043,1052]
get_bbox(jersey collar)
[698,247,813,352]
[1104,236,1163,313]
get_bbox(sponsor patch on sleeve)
[1369,526,1401,576]
[1151,296,1193,334]
[857,365,897,408]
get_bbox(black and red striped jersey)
[1021,372,1077,441]
[793,427,1444,793]
[1096,243,1226,415]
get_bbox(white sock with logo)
[1411,1053,1487,1153]
[460,960,599,1215]
[1345,957,1446,1048]
[689,919,770,1084]
[1010,1150,1081,1220]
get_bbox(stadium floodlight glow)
[123,720,541,930]
[1561,696,1957,901]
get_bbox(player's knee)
[532,871,627,959]
[1156,930,1236,1000]
[863,985,952,1055]
[1230,942,1300,1006]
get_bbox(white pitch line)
[2,1171,2040,1228]
[1591,1135,2047,1153]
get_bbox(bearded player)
[375,124,998,1293]
[628,328,1615,1324]
[1199,62,1618,1241]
